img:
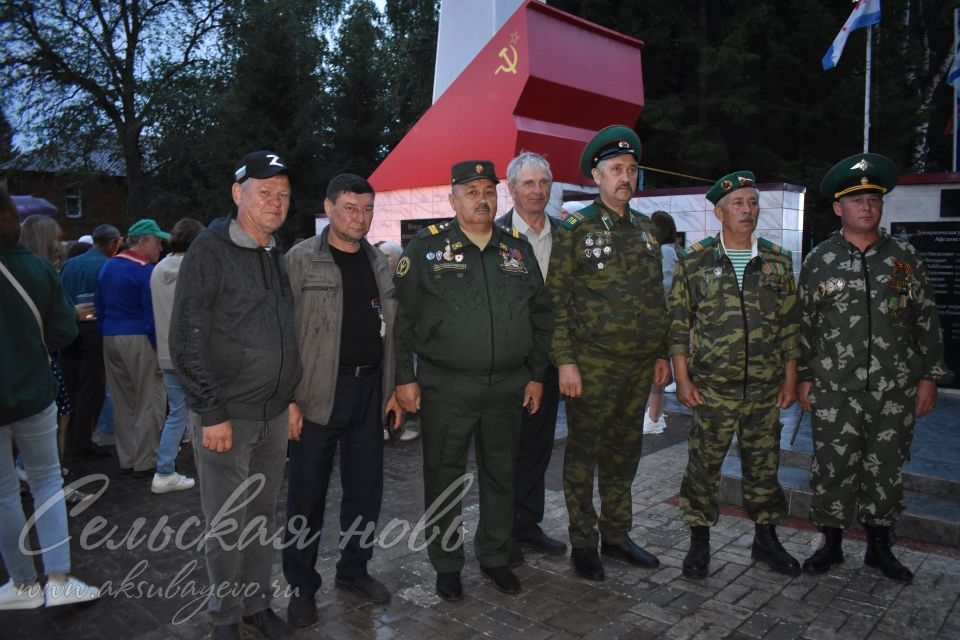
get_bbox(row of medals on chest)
[583,232,614,269]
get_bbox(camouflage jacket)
[798,230,952,392]
[546,199,668,362]
[667,234,800,400]
[392,219,552,385]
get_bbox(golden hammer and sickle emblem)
[495,44,518,75]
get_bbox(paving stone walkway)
[3,407,958,639]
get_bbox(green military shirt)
[393,219,552,385]
[798,230,952,392]
[667,234,800,400]
[547,199,668,362]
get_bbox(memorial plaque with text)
[890,222,959,388]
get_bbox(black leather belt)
[339,364,379,377]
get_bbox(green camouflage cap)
[706,170,757,205]
[579,125,641,177]
[451,160,500,185]
[820,153,898,200]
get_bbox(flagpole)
[864,25,873,153]
[953,8,958,172]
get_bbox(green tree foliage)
[382,0,441,149]
[147,0,330,244]
[0,105,15,162]
[0,0,225,222]
[548,0,957,243]
[325,0,390,178]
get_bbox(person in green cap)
[392,160,552,601]
[96,218,170,479]
[546,125,670,581]
[798,153,952,583]
[668,171,801,580]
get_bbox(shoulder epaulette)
[680,236,716,258]
[758,237,792,261]
[497,224,521,239]
[560,206,597,230]
[416,221,451,238]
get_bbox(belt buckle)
[353,365,363,377]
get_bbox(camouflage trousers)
[680,387,787,527]
[809,386,915,528]
[564,349,654,548]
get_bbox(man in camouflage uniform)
[798,153,952,583]
[668,171,801,580]
[547,125,670,581]
[393,160,552,600]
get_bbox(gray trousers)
[194,411,288,625]
[102,334,165,472]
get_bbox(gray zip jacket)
[285,227,397,424]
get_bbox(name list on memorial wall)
[890,222,960,388]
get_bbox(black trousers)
[513,365,560,535]
[60,322,106,454]
[282,370,383,596]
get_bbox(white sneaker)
[664,381,677,393]
[151,472,196,494]
[0,580,44,610]
[643,414,666,435]
[91,430,115,447]
[44,577,100,607]
[399,430,420,442]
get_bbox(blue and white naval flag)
[822,0,882,71]
[948,11,960,90]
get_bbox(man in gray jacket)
[282,173,403,628]
[171,151,302,640]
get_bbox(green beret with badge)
[451,160,500,185]
[819,153,898,201]
[706,170,757,205]
[579,125,641,178]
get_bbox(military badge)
[499,246,528,273]
[396,256,411,278]
[455,254,463,263]
[592,247,601,258]
[426,251,435,260]
[603,246,612,255]
[713,266,722,276]
[597,262,605,270]
[585,234,594,247]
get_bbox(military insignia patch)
[396,256,411,278]
[499,246,528,273]
[850,158,872,171]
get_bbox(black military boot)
[751,524,801,576]
[802,526,844,575]
[864,524,913,583]
[682,526,710,580]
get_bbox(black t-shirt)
[330,245,383,367]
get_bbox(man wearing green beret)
[393,160,553,600]
[798,153,952,582]
[546,125,670,580]
[668,171,802,580]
